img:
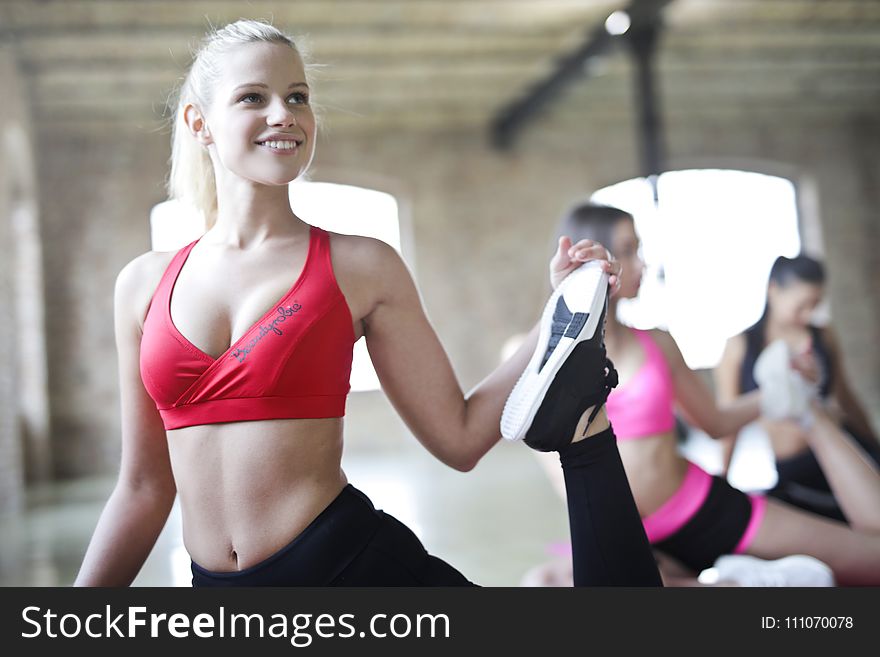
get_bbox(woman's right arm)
[74,256,177,586]
[713,334,746,475]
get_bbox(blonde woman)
[74,20,661,587]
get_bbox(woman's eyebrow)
[232,82,309,92]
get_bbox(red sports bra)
[140,226,355,430]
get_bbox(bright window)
[591,170,801,369]
[289,181,403,392]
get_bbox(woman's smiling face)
[197,41,317,187]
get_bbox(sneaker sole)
[501,262,609,442]
[711,554,835,587]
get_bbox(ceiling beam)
[1,0,615,32]
[489,0,674,149]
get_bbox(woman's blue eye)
[239,92,309,104]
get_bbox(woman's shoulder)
[638,327,679,360]
[630,328,686,376]
[324,229,396,256]
[116,248,177,293]
[324,230,405,274]
[115,248,180,329]
[722,331,748,354]
[323,231,414,316]
[643,327,675,351]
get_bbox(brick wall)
[0,48,27,513]
[31,109,880,476]
[37,131,168,477]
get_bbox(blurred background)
[1,0,878,585]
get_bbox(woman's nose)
[268,101,296,127]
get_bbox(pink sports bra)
[139,226,355,430]
[605,328,676,441]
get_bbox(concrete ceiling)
[3,0,879,133]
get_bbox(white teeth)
[260,140,298,150]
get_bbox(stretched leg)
[745,498,880,585]
[842,420,880,464]
[774,445,834,493]
[330,509,478,586]
[767,479,846,523]
[803,403,880,531]
[556,407,663,586]
[521,414,664,585]
[502,265,661,585]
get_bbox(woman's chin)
[249,174,302,187]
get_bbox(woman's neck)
[604,299,629,343]
[210,174,305,248]
[764,313,805,341]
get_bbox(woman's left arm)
[363,244,536,470]
[823,327,879,442]
[357,236,617,471]
[653,330,761,439]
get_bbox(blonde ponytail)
[166,19,311,230]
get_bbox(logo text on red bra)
[230,304,302,363]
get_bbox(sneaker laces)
[604,358,619,391]
[581,357,619,437]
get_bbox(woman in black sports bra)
[716,255,880,520]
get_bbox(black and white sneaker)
[500,261,618,452]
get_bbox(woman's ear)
[183,103,213,146]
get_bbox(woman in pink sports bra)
[528,202,880,586]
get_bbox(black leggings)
[191,426,663,587]
[192,484,476,586]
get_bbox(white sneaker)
[500,260,613,450]
[700,554,835,587]
[753,339,815,423]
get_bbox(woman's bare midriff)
[617,431,691,518]
[166,416,348,572]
